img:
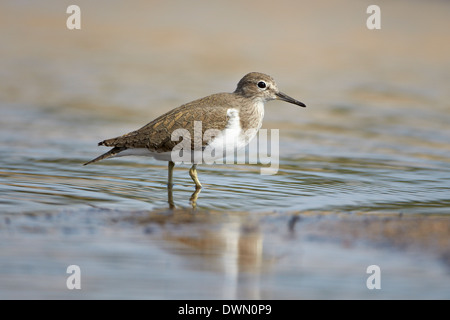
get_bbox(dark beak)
[276,92,306,107]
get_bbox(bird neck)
[237,97,265,132]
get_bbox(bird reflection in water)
[160,216,269,299]
[133,202,275,299]
[167,184,201,209]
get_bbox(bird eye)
[257,81,267,89]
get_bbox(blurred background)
[0,0,449,299]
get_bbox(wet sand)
[1,207,450,299]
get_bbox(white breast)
[201,108,246,163]
[209,108,243,148]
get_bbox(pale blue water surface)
[0,1,449,299]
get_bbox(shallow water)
[1,1,450,299]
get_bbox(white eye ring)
[257,81,267,89]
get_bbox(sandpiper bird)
[84,72,305,189]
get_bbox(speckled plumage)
[100,93,247,151]
[84,72,305,189]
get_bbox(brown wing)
[98,93,238,152]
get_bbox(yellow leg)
[190,187,201,209]
[189,164,202,189]
[168,161,175,188]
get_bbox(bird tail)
[83,147,127,165]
